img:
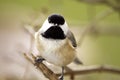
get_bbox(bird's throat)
[41,26,66,40]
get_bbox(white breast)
[35,33,76,66]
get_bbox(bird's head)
[39,14,69,40]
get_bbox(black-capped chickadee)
[35,14,82,80]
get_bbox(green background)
[0,0,120,80]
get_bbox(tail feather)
[74,57,83,65]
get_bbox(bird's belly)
[36,36,76,66]
[41,50,75,66]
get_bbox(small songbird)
[35,14,82,80]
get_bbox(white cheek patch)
[39,19,69,36]
[60,22,69,35]
[39,19,52,33]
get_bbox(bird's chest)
[39,37,65,64]
[42,41,62,60]
[37,36,76,66]
[40,37,65,53]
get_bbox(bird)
[35,13,82,80]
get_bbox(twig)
[105,0,120,12]
[77,8,113,46]
[21,25,35,80]
[77,0,105,4]
[88,26,120,36]
[57,65,120,76]
[24,53,120,80]
[24,53,58,80]
[78,0,120,12]
[64,66,74,80]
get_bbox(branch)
[24,53,58,80]
[77,8,114,46]
[77,0,105,4]
[77,0,120,12]
[88,26,120,36]
[105,0,120,12]
[24,53,120,80]
[57,65,120,76]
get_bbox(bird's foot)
[59,75,63,80]
[59,66,64,80]
[34,56,45,66]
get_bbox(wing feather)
[67,30,77,47]
[67,30,83,64]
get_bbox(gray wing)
[67,30,77,47]
[74,57,83,64]
[67,30,83,64]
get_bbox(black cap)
[48,14,65,25]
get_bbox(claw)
[34,56,45,66]
[59,66,64,80]
[59,75,63,80]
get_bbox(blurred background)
[0,0,120,80]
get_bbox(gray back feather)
[67,30,77,47]
[67,30,83,64]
